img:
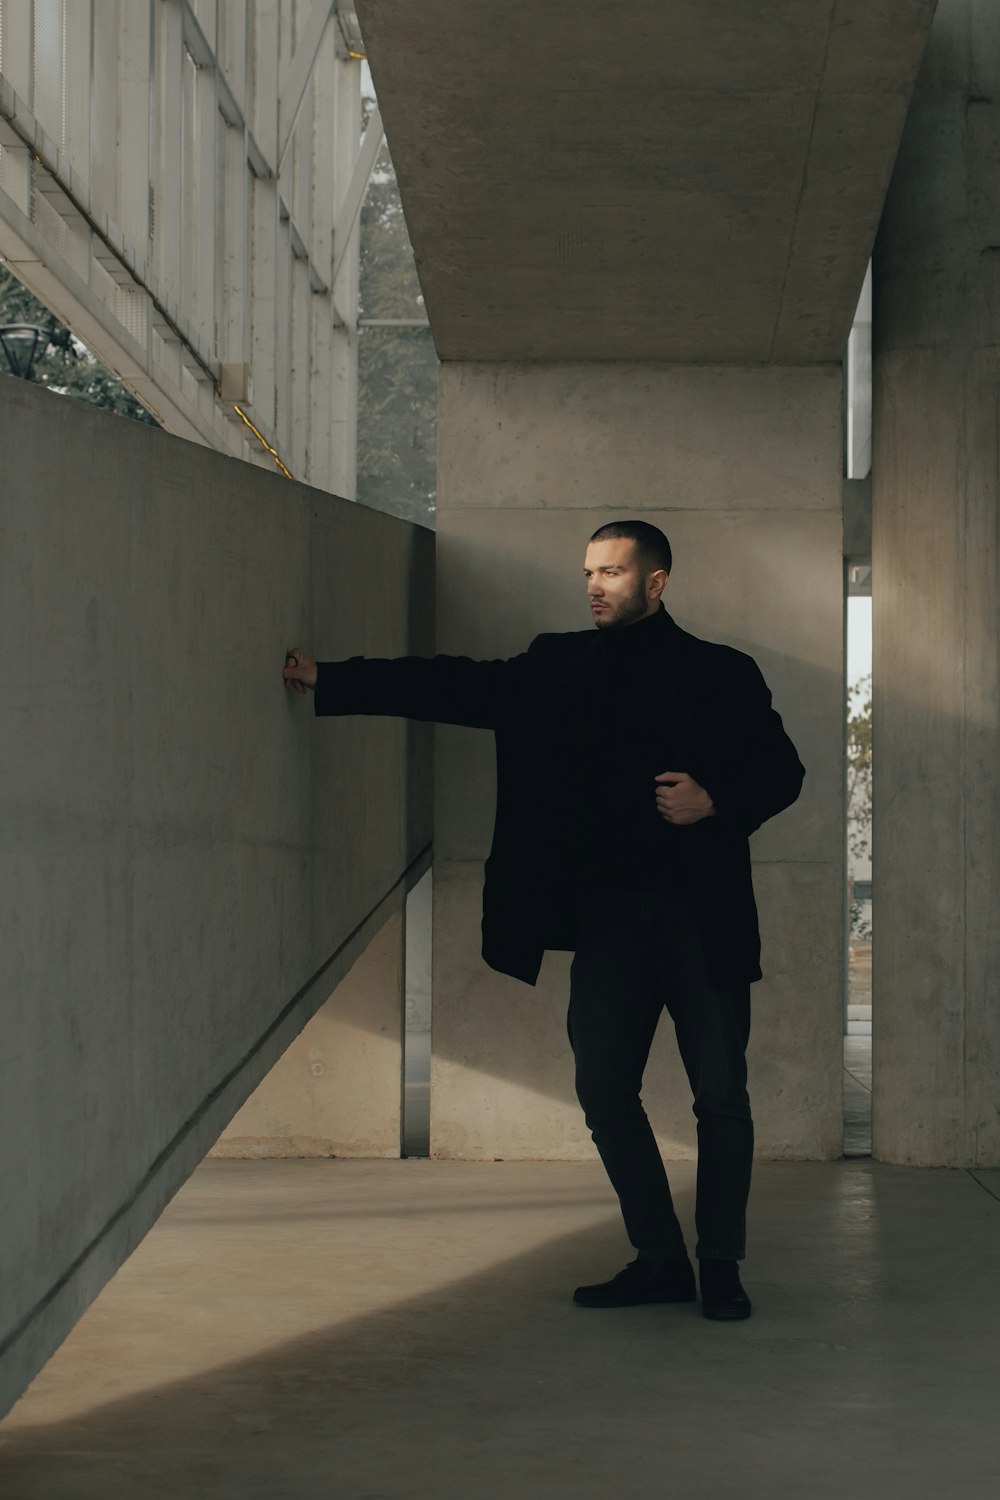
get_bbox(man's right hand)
[283,647,317,693]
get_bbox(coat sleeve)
[313,653,523,731]
[696,653,806,837]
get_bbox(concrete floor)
[2,1157,999,1500]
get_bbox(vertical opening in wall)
[357,85,438,529]
[845,587,872,1156]
[846,264,872,483]
[402,867,432,1157]
[844,261,873,1156]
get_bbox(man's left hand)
[654,771,716,825]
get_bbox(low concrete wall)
[0,377,433,1416]
[433,362,844,1164]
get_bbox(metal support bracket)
[277,1,337,176]
[331,107,384,291]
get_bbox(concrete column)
[213,906,406,1159]
[432,363,845,1163]
[872,0,1000,1166]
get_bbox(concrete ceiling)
[356,0,936,363]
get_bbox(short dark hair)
[589,520,672,576]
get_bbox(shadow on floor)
[1,1158,999,1499]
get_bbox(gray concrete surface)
[357,0,936,361]
[0,376,433,1414]
[873,0,1000,1166]
[431,363,845,1162]
[212,909,407,1159]
[1,1157,998,1499]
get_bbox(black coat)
[314,607,805,988]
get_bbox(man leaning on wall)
[283,520,804,1321]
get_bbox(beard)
[594,578,650,629]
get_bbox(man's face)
[583,538,666,629]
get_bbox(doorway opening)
[844,263,872,1156]
[402,868,432,1157]
[845,587,872,1155]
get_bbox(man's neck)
[601,603,671,651]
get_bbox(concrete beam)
[356,0,936,362]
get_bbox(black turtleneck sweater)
[572,604,683,893]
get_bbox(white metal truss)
[0,0,384,491]
[278,0,334,175]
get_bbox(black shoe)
[573,1256,696,1308]
[699,1260,752,1321]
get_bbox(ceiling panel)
[357,0,937,361]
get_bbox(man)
[284,520,804,1321]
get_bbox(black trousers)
[568,882,753,1262]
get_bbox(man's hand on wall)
[654,771,716,825]
[283,647,317,693]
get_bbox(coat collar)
[598,602,679,658]
[556,604,685,688]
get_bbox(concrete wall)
[0,376,433,1416]
[212,907,406,1159]
[432,363,845,1163]
[872,0,1000,1166]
